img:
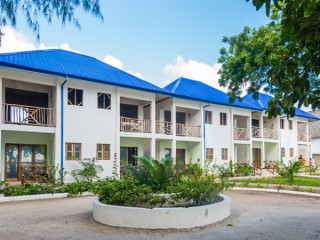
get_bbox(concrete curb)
[232,187,320,198]
[0,191,94,203]
[93,194,230,229]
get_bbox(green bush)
[278,160,302,183]
[123,157,193,191]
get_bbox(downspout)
[60,76,68,185]
[203,105,210,167]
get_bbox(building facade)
[0,50,318,183]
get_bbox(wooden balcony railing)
[263,128,278,139]
[156,121,173,135]
[176,123,201,137]
[120,117,151,133]
[234,128,249,140]
[3,103,55,127]
[20,165,55,184]
[297,131,308,142]
[252,126,262,138]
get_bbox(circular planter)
[92,194,230,229]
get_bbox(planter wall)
[92,194,230,229]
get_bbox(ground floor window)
[5,144,47,181]
[290,148,294,158]
[206,148,214,161]
[66,143,81,160]
[96,144,110,160]
[120,147,138,166]
[281,148,286,158]
[221,148,228,160]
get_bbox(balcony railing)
[252,126,262,138]
[3,103,55,127]
[156,121,173,135]
[176,123,201,137]
[297,131,308,142]
[234,128,250,140]
[263,128,278,140]
[120,116,151,133]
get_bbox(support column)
[151,138,156,159]
[261,141,265,168]
[171,140,176,164]
[54,77,62,180]
[116,89,121,177]
[171,101,176,136]
[151,98,156,134]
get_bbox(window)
[97,93,111,109]
[97,144,110,160]
[66,143,81,160]
[280,119,285,129]
[206,148,214,161]
[290,148,294,158]
[281,148,285,158]
[221,148,228,160]
[220,113,227,125]
[205,111,212,124]
[289,120,293,130]
[68,88,83,106]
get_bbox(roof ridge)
[171,77,182,93]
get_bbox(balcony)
[120,116,151,133]
[176,123,201,137]
[234,128,250,140]
[156,121,173,135]
[263,128,278,140]
[3,103,55,127]
[297,131,308,142]
[252,126,262,138]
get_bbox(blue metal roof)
[0,49,168,95]
[164,77,262,111]
[243,93,320,120]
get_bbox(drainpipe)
[60,76,68,185]
[203,105,210,167]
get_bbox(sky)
[0,0,269,91]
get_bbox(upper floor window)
[66,143,81,160]
[68,88,83,106]
[221,148,228,160]
[98,93,111,109]
[206,148,214,161]
[280,119,285,129]
[220,113,227,126]
[281,148,285,158]
[97,144,110,160]
[205,111,212,124]
[289,120,293,130]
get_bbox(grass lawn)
[232,177,320,188]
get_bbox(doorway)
[5,144,47,181]
[176,149,185,171]
[252,148,261,167]
[120,147,138,166]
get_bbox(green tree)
[219,1,320,118]
[0,0,103,44]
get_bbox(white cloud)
[0,26,80,53]
[0,26,144,79]
[163,55,225,91]
[102,55,144,80]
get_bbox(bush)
[278,160,302,183]
[71,158,103,182]
[123,157,193,191]
[98,178,165,207]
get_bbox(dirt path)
[0,190,319,240]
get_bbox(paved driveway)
[0,190,319,240]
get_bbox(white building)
[309,110,320,166]
[0,49,318,183]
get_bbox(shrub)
[71,158,103,182]
[123,157,193,191]
[278,160,302,183]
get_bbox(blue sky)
[5,0,269,88]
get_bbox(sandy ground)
[0,190,319,240]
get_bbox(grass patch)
[232,177,320,188]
